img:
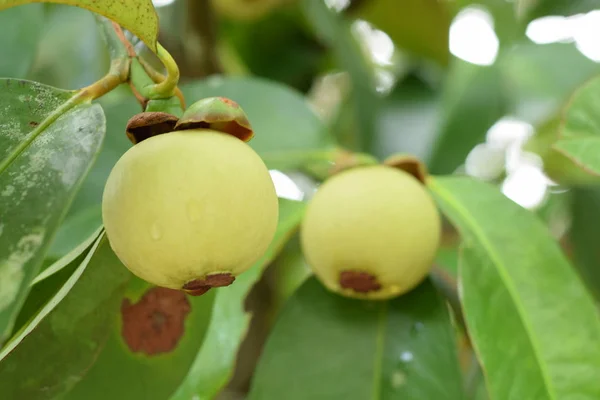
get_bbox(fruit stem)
[79,57,130,101]
[146,43,181,99]
[137,56,186,109]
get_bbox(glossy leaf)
[171,198,306,400]
[10,228,102,338]
[0,79,105,341]
[348,0,450,66]
[64,278,216,400]
[569,188,600,300]
[516,0,600,20]
[553,137,600,176]
[562,74,600,139]
[249,278,465,400]
[429,61,509,174]
[46,205,102,262]
[302,0,380,153]
[0,0,159,51]
[182,77,333,168]
[0,4,44,78]
[0,232,131,399]
[429,176,600,400]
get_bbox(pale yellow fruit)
[102,130,278,293]
[300,165,441,300]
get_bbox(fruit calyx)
[174,97,253,142]
[182,273,236,296]
[126,112,179,144]
[339,270,382,293]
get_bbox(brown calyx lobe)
[339,270,382,293]
[121,287,191,356]
[126,112,179,144]
[182,273,235,296]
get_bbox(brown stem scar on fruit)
[182,273,235,296]
[126,112,179,144]
[121,287,191,356]
[339,270,382,293]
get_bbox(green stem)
[146,43,181,99]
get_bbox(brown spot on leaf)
[182,273,235,296]
[29,121,39,127]
[339,270,382,293]
[121,287,191,355]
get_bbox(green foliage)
[0,233,130,399]
[0,4,44,78]
[0,0,159,50]
[430,176,600,399]
[1,0,600,399]
[0,79,105,342]
[249,277,465,400]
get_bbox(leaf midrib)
[371,301,387,400]
[430,178,556,400]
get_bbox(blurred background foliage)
[3,0,600,397]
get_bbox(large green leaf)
[570,188,600,300]
[428,60,509,174]
[348,0,450,66]
[45,205,102,262]
[65,277,216,400]
[249,278,465,400]
[0,232,131,399]
[516,0,600,20]
[0,4,44,78]
[0,0,159,51]
[528,73,600,183]
[0,79,105,342]
[10,228,102,339]
[302,0,380,153]
[429,176,600,400]
[182,77,333,168]
[171,198,306,400]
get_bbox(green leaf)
[9,228,102,338]
[516,0,600,20]
[0,232,131,399]
[429,176,600,400]
[301,0,380,153]
[0,0,159,51]
[64,278,216,400]
[0,4,44,78]
[348,0,450,66]
[428,60,510,174]
[553,137,600,176]
[45,205,102,262]
[171,198,306,400]
[569,188,600,300]
[0,79,105,342]
[561,74,600,140]
[249,278,465,400]
[182,77,333,168]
